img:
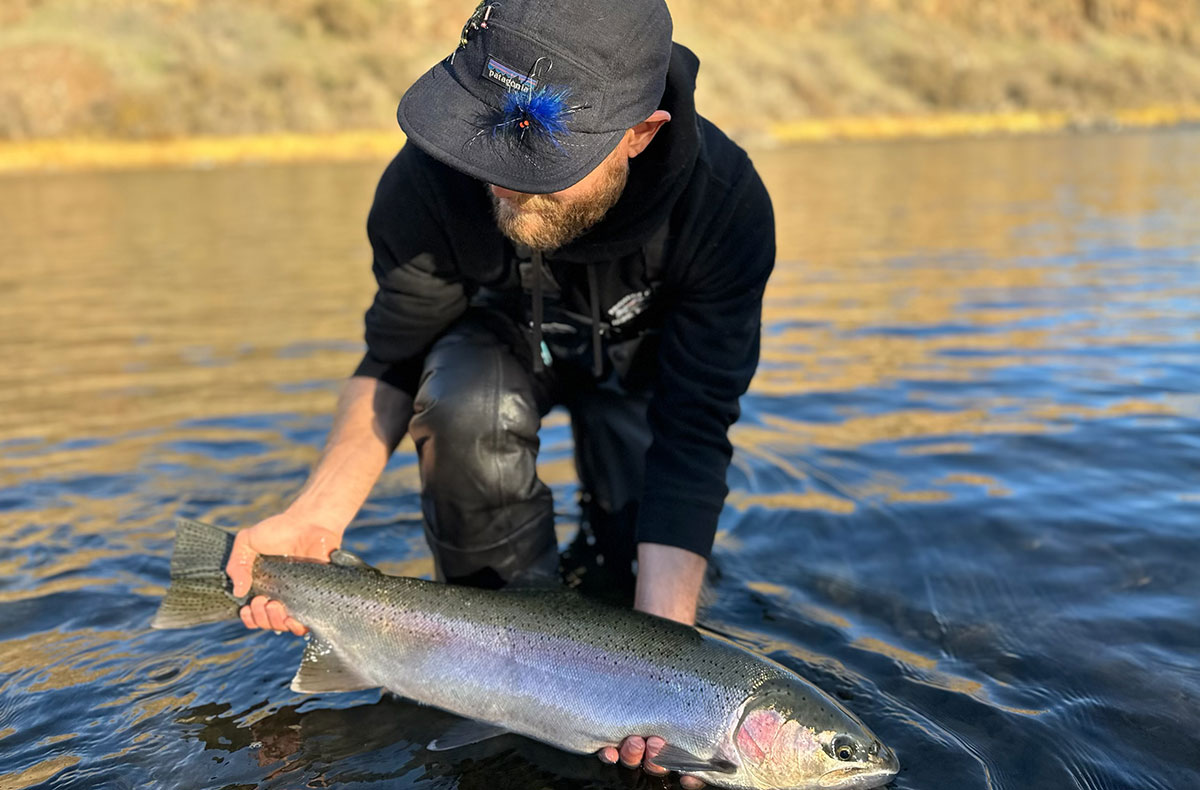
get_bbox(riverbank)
[2,103,1198,175]
[3,0,1200,161]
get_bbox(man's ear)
[626,110,672,158]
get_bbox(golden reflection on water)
[726,490,857,514]
[0,165,376,447]
[732,132,1200,512]
[849,636,1045,717]
[0,629,127,685]
[0,756,82,790]
[760,132,1196,262]
[0,131,1197,538]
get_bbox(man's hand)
[226,512,343,636]
[224,376,410,636]
[598,736,705,789]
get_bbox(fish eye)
[832,735,857,762]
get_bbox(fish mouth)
[817,768,896,789]
[818,757,899,789]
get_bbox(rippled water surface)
[2,131,1199,790]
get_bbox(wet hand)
[225,512,342,636]
[598,736,705,789]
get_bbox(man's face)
[488,144,630,252]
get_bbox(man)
[226,0,774,783]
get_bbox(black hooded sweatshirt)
[354,44,775,559]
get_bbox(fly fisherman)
[226,0,774,782]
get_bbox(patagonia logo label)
[485,57,538,92]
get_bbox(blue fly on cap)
[469,55,590,158]
[396,0,673,194]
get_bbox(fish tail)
[152,519,241,629]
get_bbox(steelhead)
[154,519,899,789]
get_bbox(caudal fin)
[152,519,241,629]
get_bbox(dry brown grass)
[1,0,1199,141]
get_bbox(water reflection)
[172,697,651,790]
[1,130,1199,789]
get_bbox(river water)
[1,130,1198,790]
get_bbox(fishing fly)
[472,57,590,157]
[449,1,498,64]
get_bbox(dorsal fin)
[330,549,370,569]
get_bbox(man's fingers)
[606,736,699,785]
[643,736,666,758]
[642,735,667,775]
[248,595,273,630]
[239,598,305,635]
[618,735,645,769]
[264,600,290,632]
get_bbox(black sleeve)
[634,164,776,558]
[353,144,469,396]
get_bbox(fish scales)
[153,519,900,790]
[255,556,774,755]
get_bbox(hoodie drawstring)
[528,252,604,379]
[586,264,603,378]
[531,250,545,373]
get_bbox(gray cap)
[397,0,673,194]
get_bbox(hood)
[550,42,703,263]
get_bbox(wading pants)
[407,312,651,592]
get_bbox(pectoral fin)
[290,636,375,694]
[650,744,738,775]
[427,719,511,751]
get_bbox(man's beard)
[489,155,630,252]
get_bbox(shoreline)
[1,105,1198,175]
[771,104,1200,144]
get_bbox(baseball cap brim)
[397,61,627,195]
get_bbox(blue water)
[1,130,1198,789]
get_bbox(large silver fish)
[154,520,899,789]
